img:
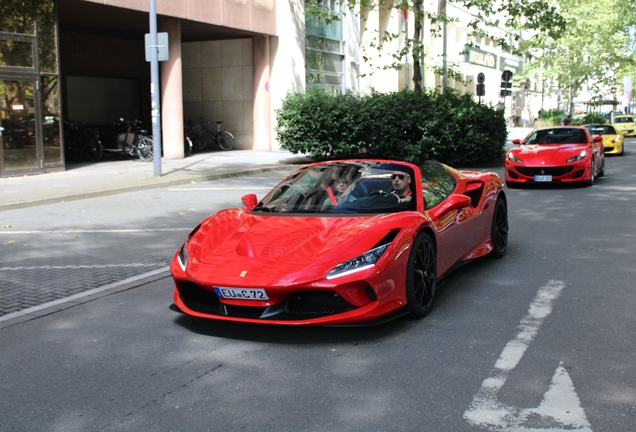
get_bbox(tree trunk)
[411,0,423,94]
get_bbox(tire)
[198,131,212,151]
[405,232,437,318]
[84,138,103,162]
[218,131,235,150]
[184,136,193,156]
[137,136,154,162]
[585,160,595,187]
[489,196,508,258]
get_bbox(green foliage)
[535,109,566,127]
[275,88,506,166]
[573,113,606,125]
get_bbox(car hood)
[192,209,401,268]
[511,144,588,163]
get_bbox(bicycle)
[103,119,153,162]
[190,117,235,151]
[64,120,103,162]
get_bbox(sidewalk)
[0,149,313,210]
[1,128,532,210]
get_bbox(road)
[1,144,635,431]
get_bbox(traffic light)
[476,72,485,96]
[500,70,513,97]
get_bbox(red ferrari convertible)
[170,160,508,326]
[505,126,605,187]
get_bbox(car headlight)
[614,136,621,142]
[176,224,201,271]
[566,150,586,163]
[326,243,390,279]
[177,238,189,271]
[507,152,522,163]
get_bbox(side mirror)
[241,193,258,210]
[593,135,603,142]
[512,139,521,145]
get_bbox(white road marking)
[167,187,272,191]
[0,263,165,271]
[0,228,191,235]
[0,267,170,323]
[464,280,592,431]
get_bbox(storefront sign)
[499,56,523,74]
[465,47,496,69]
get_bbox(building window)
[305,1,344,93]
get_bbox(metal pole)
[149,0,162,177]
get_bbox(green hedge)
[275,88,507,166]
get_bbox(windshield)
[524,128,588,145]
[585,125,617,135]
[614,116,634,123]
[254,161,416,214]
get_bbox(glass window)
[323,53,343,73]
[306,50,323,70]
[1,79,39,172]
[0,1,35,34]
[42,76,61,165]
[324,39,341,54]
[37,0,58,73]
[419,162,456,210]
[306,35,324,50]
[0,39,34,68]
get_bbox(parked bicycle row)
[64,117,233,163]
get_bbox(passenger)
[325,177,351,205]
[390,171,412,202]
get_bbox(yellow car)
[612,114,636,137]
[584,124,624,155]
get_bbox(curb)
[0,164,295,211]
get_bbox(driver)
[390,171,412,202]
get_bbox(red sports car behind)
[505,126,605,187]
[170,160,508,326]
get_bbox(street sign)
[145,32,169,62]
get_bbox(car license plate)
[534,175,552,182]
[214,287,269,300]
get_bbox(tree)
[305,0,566,92]
[519,0,636,113]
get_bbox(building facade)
[2,0,541,178]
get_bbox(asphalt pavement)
[0,129,529,327]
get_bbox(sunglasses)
[336,180,350,184]
[391,174,407,180]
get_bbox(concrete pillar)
[253,35,271,150]
[160,18,184,159]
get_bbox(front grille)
[178,282,356,321]
[517,166,573,177]
[285,292,355,316]
[178,282,223,315]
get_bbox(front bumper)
[504,161,590,184]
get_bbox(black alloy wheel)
[489,196,508,258]
[405,232,437,318]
